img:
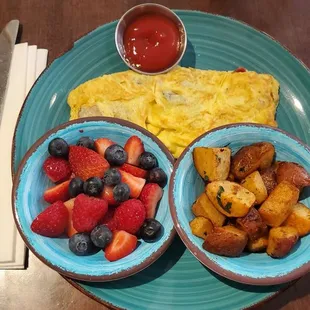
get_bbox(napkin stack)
[0,43,48,269]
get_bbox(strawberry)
[43,180,70,203]
[124,136,144,166]
[43,156,72,183]
[119,170,146,198]
[72,194,108,232]
[114,199,146,234]
[139,183,163,218]
[105,230,138,262]
[94,138,115,157]
[234,67,247,73]
[101,207,118,232]
[64,198,77,237]
[69,146,110,181]
[31,201,68,237]
[119,163,147,179]
[101,185,118,206]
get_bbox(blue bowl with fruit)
[12,117,175,281]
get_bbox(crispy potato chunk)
[267,226,299,258]
[283,203,310,237]
[231,142,275,180]
[206,181,256,217]
[276,162,310,190]
[240,171,268,204]
[260,165,278,195]
[258,181,299,227]
[192,192,226,227]
[247,234,269,252]
[203,226,248,257]
[190,217,214,239]
[193,147,231,182]
[236,207,267,241]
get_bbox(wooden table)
[1,1,309,309]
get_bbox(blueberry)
[90,225,113,249]
[113,183,130,202]
[138,219,163,241]
[48,138,69,158]
[76,136,95,150]
[148,167,168,187]
[83,177,104,196]
[103,168,121,186]
[139,152,158,170]
[105,144,127,166]
[69,177,84,198]
[69,233,96,256]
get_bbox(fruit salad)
[31,135,167,262]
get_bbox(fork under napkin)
[0,43,48,269]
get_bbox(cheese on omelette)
[68,67,279,157]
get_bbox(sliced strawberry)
[43,180,70,204]
[31,201,68,237]
[43,156,72,183]
[104,230,137,262]
[69,145,110,181]
[124,136,145,166]
[233,67,247,73]
[64,198,77,237]
[119,170,146,198]
[119,163,147,179]
[94,138,115,157]
[139,183,163,218]
[101,185,119,206]
[101,207,118,232]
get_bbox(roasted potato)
[236,207,268,241]
[227,172,235,182]
[258,181,299,227]
[267,226,299,258]
[247,234,269,252]
[203,226,248,257]
[193,147,231,181]
[231,142,275,180]
[192,192,226,227]
[260,165,278,194]
[276,162,310,190]
[190,217,214,239]
[206,181,256,217]
[283,203,310,237]
[240,171,268,204]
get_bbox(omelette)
[68,67,279,157]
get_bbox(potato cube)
[206,181,256,217]
[283,203,310,237]
[240,171,268,204]
[247,234,269,252]
[193,147,231,182]
[236,207,267,241]
[190,217,213,239]
[258,181,299,227]
[192,192,226,227]
[267,226,299,258]
[203,226,248,257]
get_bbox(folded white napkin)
[0,43,48,269]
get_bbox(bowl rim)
[12,116,176,282]
[115,3,188,75]
[169,122,310,286]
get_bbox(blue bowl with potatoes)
[169,123,310,285]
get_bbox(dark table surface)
[1,0,310,309]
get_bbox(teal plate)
[13,10,310,310]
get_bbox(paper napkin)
[0,43,48,269]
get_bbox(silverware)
[0,20,19,124]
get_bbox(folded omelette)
[68,67,279,157]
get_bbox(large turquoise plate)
[13,11,310,310]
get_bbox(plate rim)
[169,122,310,286]
[12,116,176,282]
[11,9,310,310]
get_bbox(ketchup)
[123,13,181,73]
